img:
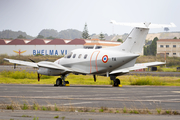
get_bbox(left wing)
[4,58,38,68]
[110,62,166,75]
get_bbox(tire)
[56,78,62,86]
[65,81,69,84]
[114,79,120,87]
[116,79,120,85]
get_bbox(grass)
[54,115,59,119]
[22,103,28,110]
[0,71,180,86]
[123,107,127,113]
[22,115,31,117]
[1,102,180,115]
[156,108,161,114]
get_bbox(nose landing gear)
[110,75,122,87]
[54,75,70,86]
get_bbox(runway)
[0,84,180,111]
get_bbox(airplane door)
[90,51,100,73]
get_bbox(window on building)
[160,45,164,48]
[66,52,72,58]
[173,45,176,48]
[166,53,169,55]
[166,45,169,48]
[78,54,82,58]
[84,54,88,59]
[73,54,76,58]
[173,53,176,55]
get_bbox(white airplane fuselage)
[54,48,139,75]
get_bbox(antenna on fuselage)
[93,45,96,49]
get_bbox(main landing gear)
[110,75,122,87]
[54,75,70,86]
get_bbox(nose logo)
[102,55,108,63]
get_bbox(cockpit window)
[84,54,88,59]
[78,54,82,58]
[73,54,76,58]
[66,52,72,58]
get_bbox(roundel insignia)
[102,55,108,63]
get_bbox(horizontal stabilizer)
[110,20,176,28]
[110,62,165,75]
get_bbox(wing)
[4,58,38,68]
[110,62,166,75]
[4,58,73,73]
[37,61,72,72]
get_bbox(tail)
[105,27,149,54]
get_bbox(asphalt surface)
[0,84,180,110]
[1,65,180,76]
[0,84,180,120]
[0,110,180,120]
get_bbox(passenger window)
[78,54,82,58]
[84,54,88,59]
[66,52,72,58]
[73,54,76,58]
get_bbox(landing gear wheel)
[65,81,69,84]
[54,78,62,86]
[113,78,120,87]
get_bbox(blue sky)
[0,0,179,37]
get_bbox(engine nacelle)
[37,67,65,76]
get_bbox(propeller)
[93,75,96,82]
[29,58,41,82]
[29,58,35,63]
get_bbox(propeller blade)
[93,75,96,82]
[29,58,35,63]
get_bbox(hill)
[0,30,34,39]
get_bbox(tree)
[173,37,177,39]
[117,39,123,43]
[99,32,105,40]
[164,27,169,32]
[36,35,44,39]
[46,36,55,39]
[17,35,26,39]
[143,37,158,56]
[82,23,90,39]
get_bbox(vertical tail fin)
[105,27,149,54]
[120,27,149,54]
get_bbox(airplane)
[4,23,166,87]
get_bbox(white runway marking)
[172,91,180,93]
[63,102,93,106]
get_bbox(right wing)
[110,62,166,75]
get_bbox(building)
[157,39,180,57]
[0,38,121,56]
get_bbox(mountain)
[38,29,59,38]
[1,29,180,41]
[0,30,34,39]
[38,29,82,39]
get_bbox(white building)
[0,38,121,56]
